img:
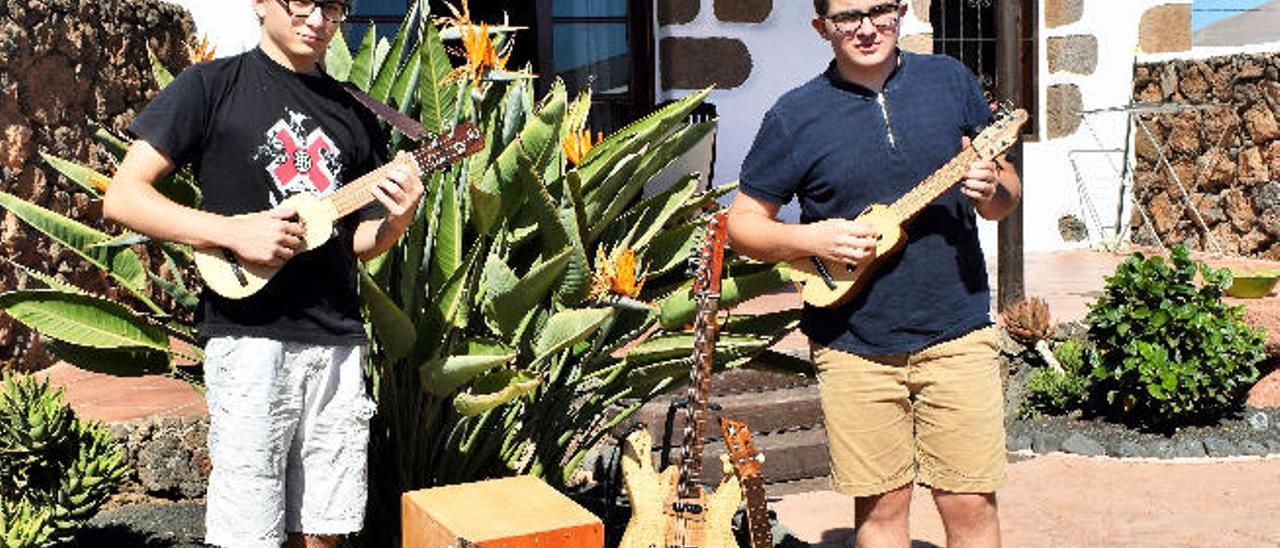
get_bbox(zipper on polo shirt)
[876,92,897,151]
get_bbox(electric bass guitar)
[193,123,484,299]
[620,213,742,548]
[720,417,770,548]
[788,109,1028,307]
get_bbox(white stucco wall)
[1019,0,1185,254]
[653,1,933,223]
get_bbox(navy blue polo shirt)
[740,50,993,355]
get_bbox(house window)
[535,0,654,134]
[931,0,1038,136]
[343,0,414,47]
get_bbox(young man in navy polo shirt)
[727,1,1021,546]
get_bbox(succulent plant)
[0,373,129,546]
[1001,296,1054,343]
[1001,296,1062,372]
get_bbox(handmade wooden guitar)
[788,109,1028,308]
[619,213,742,548]
[720,417,770,548]
[193,123,484,299]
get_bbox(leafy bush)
[0,373,129,547]
[1019,366,1090,418]
[1084,245,1266,429]
[1017,337,1095,418]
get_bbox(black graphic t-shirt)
[129,48,387,345]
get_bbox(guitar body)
[618,428,741,548]
[193,193,337,299]
[787,203,905,308]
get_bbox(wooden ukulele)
[193,123,484,299]
[619,213,742,548]
[720,417,770,548]
[788,109,1028,308]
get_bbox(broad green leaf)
[577,88,710,193]
[43,338,171,377]
[623,332,774,367]
[427,172,462,294]
[91,123,130,160]
[349,23,378,90]
[149,48,174,88]
[461,338,514,356]
[388,43,422,113]
[514,152,568,255]
[0,290,168,351]
[470,82,566,234]
[659,264,791,329]
[453,370,539,416]
[487,248,572,337]
[417,17,456,134]
[500,80,531,152]
[555,200,591,306]
[40,153,109,198]
[642,221,700,278]
[587,121,716,243]
[325,26,354,81]
[369,1,418,102]
[534,307,613,359]
[614,173,700,253]
[154,171,202,208]
[361,270,416,362]
[0,192,150,302]
[420,353,513,397]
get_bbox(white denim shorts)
[202,337,376,547]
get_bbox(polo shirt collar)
[823,48,909,97]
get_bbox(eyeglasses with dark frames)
[823,2,901,34]
[275,0,349,24]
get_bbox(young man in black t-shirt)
[103,1,423,546]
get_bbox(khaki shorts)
[813,326,1005,497]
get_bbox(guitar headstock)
[692,213,728,296]
[719,416,763,480]
[411,122,486,174]
[970,108,1028,161]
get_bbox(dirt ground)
[773,453,1280,547]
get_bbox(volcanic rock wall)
[1130,54,1280,258]
[0,0,194,371]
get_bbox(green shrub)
[1084,245,1267,429]
[1019,366,1090,418]
[0,373,129,547]
[1053,338,1093,377]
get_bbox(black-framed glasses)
[276,0,349,24]
[823,2,901,33]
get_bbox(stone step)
[626,382,823,449]
[649,426,831,488]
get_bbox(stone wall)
[0,0,194,371]
[1130,53,1280,259]
[108,416,210,500]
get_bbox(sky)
[1192,0,1271,31]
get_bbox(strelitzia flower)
[562,128,602,167]
[440,0,512,87]
[187,34,216,64]
[589,246,648,301]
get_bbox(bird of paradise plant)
[0,2,805,545]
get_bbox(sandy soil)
[773,453,1280,547]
